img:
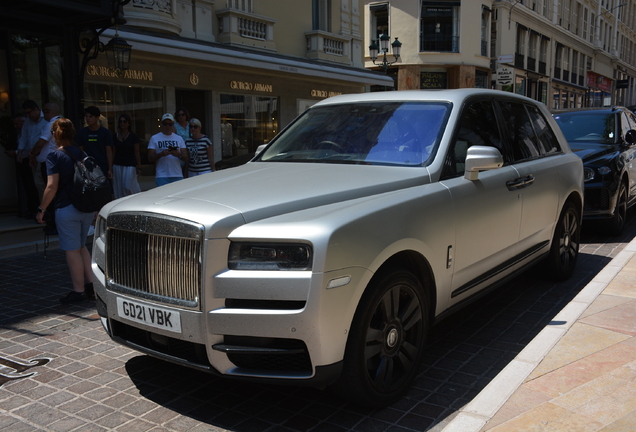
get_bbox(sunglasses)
[162,122,174,126]
[178,113,186,116]
[189,125,199,129]
[119,119,128,123]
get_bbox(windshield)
[553,112,616,144]
[257,102,451,166]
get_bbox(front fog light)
[598,166,611,176]
[228,243,312,270]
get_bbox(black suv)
[553,107,636,235]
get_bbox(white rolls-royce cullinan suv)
[92,89,583,406]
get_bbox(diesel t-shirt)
[147,132,186,178]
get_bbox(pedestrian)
[29,102,62,200]
[147,113,188,186]
[17,100,48,216]
[185,118,215,176]
[6,114,29,218]
[174,107,191,143]
[75,106,113,183]
[36,118,95,304]
[111,113,142,199]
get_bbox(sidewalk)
[444,236,636,432]
[0,212,59,258]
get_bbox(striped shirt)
[185,136,213,173]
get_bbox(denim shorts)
[55,205,95,251]
[155,176,183,187]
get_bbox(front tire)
[334,271,429,406]
[545,201,580,281]
[606,181,628,236]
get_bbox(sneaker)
[87,225,95,236]
[60,291,87,304]
[84,283,95,301]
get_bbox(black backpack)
[62,148,111,213]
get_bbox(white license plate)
[116,297,182,334]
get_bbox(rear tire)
[333,270,429,407]
[545,201,580,281]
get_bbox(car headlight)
[228,242,312,270]
[583,167,595,181]
[95,215,107,243]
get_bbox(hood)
[569,142,618,163]
[107,162,430,234]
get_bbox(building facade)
[364,0,494,90]
[495,0,636,109]
[364,0,636,109]
[0,0,392,208]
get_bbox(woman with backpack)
[36,118,96,304]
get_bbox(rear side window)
[443,99,504,177]
[527,105,562,155]
[498,101,541,161]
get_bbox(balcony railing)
[216,8,276,51]
[238,17,266,40]
[420,35,459,53]
[515,53,524,69]
[554,66,561,80]
[306,30,351,64]
[539,61,546,75]
[124,0,181,35]
[562,69,570,82]
[481,40,488,57]
[527,56,536,72]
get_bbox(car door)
[497,100,561,254]
[439,98,523,305]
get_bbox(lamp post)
[369,34,402,73]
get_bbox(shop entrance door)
[175,89,206,122]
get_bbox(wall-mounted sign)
[190,73,199,85]
[230,81,273,92]
[310,89,343,98]
[587,72,612,93]
[420,72,447,89]
[496,67,514,86]
[498,54,514,64]
[86,65,153,81]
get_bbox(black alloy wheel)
[545,200,581,281]
[607,182,628,236]
[335,271,428,406]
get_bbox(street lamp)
[369,34,402,73]
[103,28,132,71]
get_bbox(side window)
[498,101,541,161]
[443,99,504,178]
[527,105,562,155]
[620,112,632,140]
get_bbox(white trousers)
[112,165,141,199]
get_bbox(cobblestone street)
[1,218,635,432]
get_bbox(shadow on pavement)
[122,215,636,431]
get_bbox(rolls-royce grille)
[106,213,204,309]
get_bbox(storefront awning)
[101,28,395,88]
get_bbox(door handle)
[506,175,535,191]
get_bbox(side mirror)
[464,146,504,181]
[625,130,636,146]
[255,144,267,156]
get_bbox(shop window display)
[220,94,279,159]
